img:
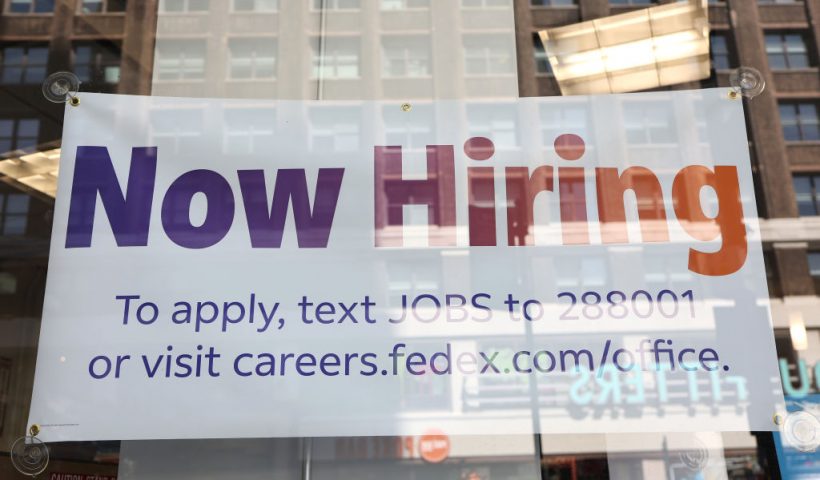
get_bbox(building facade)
[0,0,819,478]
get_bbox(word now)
[64,138,746,276]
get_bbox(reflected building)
[0,0,818,479]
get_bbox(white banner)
[29,89,784,441]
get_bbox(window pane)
[793,176,817,215]
[9,0,33,13]
[33,0,54,12]
[82,0,103,12]
[808,253,820,277]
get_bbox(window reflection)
[0,191,29,236]
[381,0,429,10]
[463,35,515,76]
[308,106,360,151]
[0,118,39,156]
[311,37,361,79]
[159,0,209,12]
[623,102,677,145]
[779,102,820,142]
[80,0,126,13]
[381,36,431,78]
[228,38,277,80]
[231,0,277,11]
[154,39,207,81]
[466,104,518,149]
[72,41,122,86]
[382,103,433,150]
[7,0,54,13]
[149,108,205,154]
[0,45,48,84]
[765,32,813,70]
[223,108,276,154]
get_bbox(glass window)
[765,32,813,70]
[308,107,360,152]
[231,0,277,11]
[466,104,519,149]
[381,36,431,78]
[530,0,577,5]
[0,191,30,236]
[72,42,122,84]
[311,0,360,10]
[539,103,589,147]
[463,35,514,76]
[710,32,733,70]
[0,45,48,84]
[809,252,820,293]
[154,40,206,81]
[228,39,277,79]
[7,0,54,13]
[792,174,820,215]
[312,37,360,79]
[381,0,428,9]
[382,103,433,151]
[623,102,676,145]
[533,33,551,74]
[80,0,126,13]
[0,118,39,155]
[462,0,509,7]
[223,108,276,155]
[159,0,209,12]
[149,108,204,154]
[779,102,820,141]
[610,0,656,5]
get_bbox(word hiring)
[64,135,745,276]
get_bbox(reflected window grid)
[311,0,361,11]
[231,0,277,12]
[779,102,820,142]
[463,35,514,76]
[223,108,276,155]
[466,104,519,149]
[228,38,277,80]
[623,102,677,145]
[808,251,820,293]
[154,40,206,81]
[149,109,205,154]
[530,0,577,6]
[381,36,431,78]
[382,104,433,150]
[0,117,39,155]
[0,45,48,84]
[0,191,30,236]
[380,0,429,10]
[765,32,813,70]
[6,0,54,13]
[311,37,360,79]
[72,41,122,84]
[308,107,360,152]
[792,173,820,216]
[533,33,551,75]
[461,0,509,8]
[609,0,656,5]
[709,32,733,71]
[539,103,588,147]
[158,0,209,13]
[80,0,126,13]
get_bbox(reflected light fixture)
[539,0,710,95]
[789,311,809,351]
[0,146,60,198]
